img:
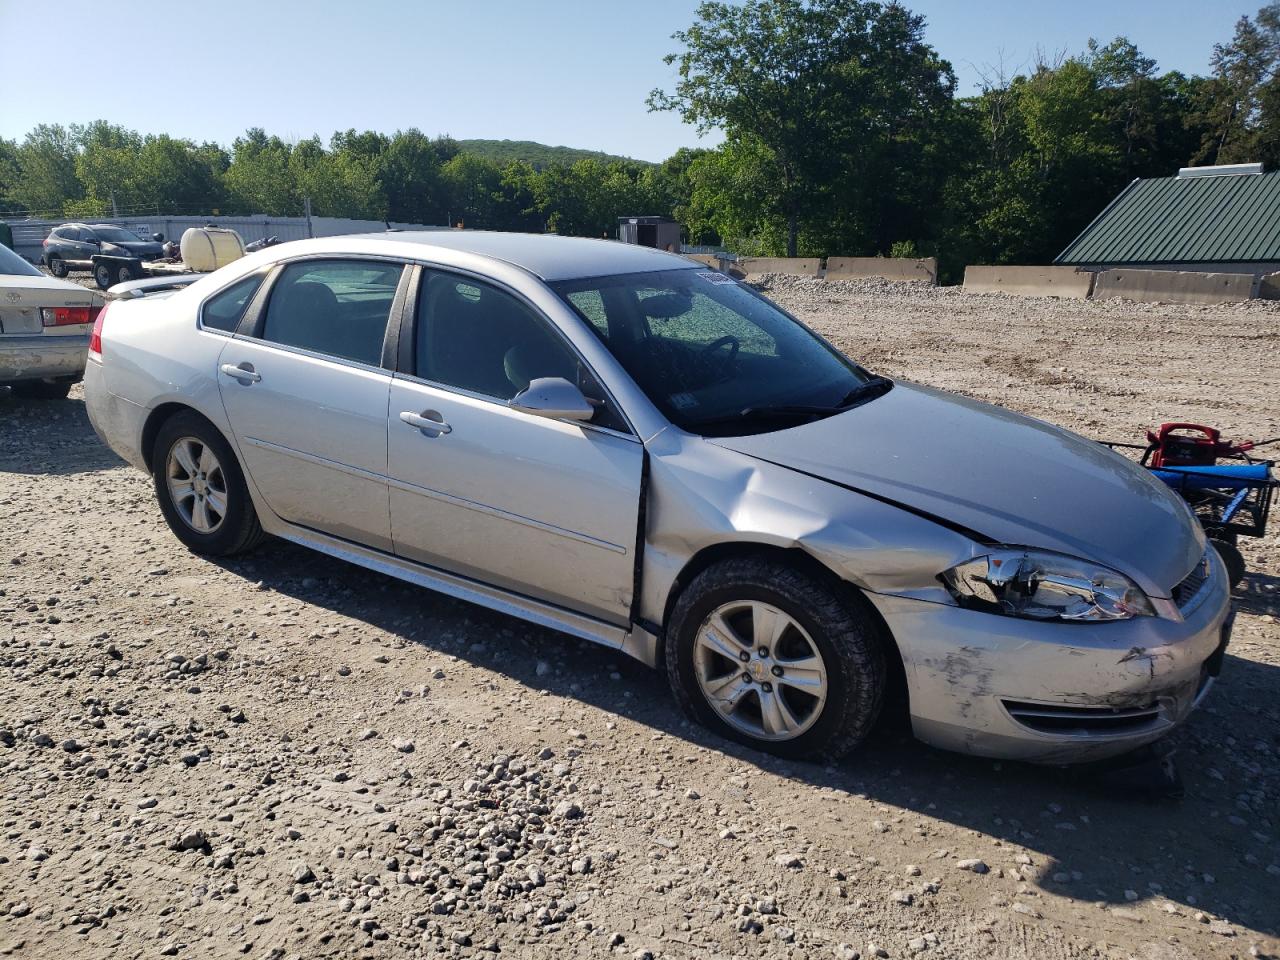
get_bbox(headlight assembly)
[942,548,1154,622]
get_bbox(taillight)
[41,306,95,327]
[88,303,110,361]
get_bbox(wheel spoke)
[205,489,228,519]
[191,498,212,532]
[697,614,748,664]
[169,480,196,504]
[773,654,825,694]
[198,445,218,475]
[759,687,801,737]
[702,669,746,699]
[707,675,753,714]
[172,441,198,478]
[751,603,788,651]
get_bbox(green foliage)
[456,140,644,168]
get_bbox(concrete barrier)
[963,265,1095,299]
[1256,271,1280,300]
[1092,268,1256,305]
[682,253,722,270]
[825,256,937,284]
[732,257,821,280]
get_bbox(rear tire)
[94,263,112,289]
[665,556,886,761]
[47,255,68,278]
[11,378,74,400]
[150,410,266,556]
[117,263,138,285]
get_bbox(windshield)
[91,226,143,243]
[0,244,42,277]
[551,268,884,436]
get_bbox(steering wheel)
[700,335,740,365]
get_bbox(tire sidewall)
[48,255,68,277]
[151,413,254,555]
[667,570,872,760]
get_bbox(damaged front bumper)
[867,549,1232,763]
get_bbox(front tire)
[94,263,112,289]
[150,411,265,556]
[47,255,69,278]
[665,556,886,761]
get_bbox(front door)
[387,269,643,623]
[217,258,405,551]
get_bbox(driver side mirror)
[508,377,595,422]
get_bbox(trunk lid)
[0,277,100,335]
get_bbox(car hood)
[708,382,1202,597]
[107,241,162,256]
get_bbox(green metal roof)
[1056,169,1280,265]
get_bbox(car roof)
[282,231,700,282]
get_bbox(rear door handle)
[219,362,261,383]
[399,410,451,436]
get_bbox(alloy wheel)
[693,600,828,741]
[165,437,228,534]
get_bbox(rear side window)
[201,273,265,334]
[261,260,402,366]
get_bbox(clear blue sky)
[0,0,1250,162]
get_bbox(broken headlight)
[942,549,1154,622]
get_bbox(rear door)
[216,257,408,552]
[387,268,643,623]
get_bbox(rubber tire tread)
[150,410,266,556]
[664,556,886,761]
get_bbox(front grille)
[1002,699,1162,736]
[1171,551,1210,610]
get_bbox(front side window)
[201,273,265,334]
[261,259,402,366]
[552,268,885,436]
[415,271,626,431]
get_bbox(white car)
[0,244,103,398]
[83,232,1230,763]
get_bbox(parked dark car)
[42,223,164,277]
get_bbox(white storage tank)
[180,227,246,272]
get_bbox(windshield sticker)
[669,392,698,410]
[697,271,735,285]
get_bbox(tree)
[1192,3,1280,163]
[224,129,298,215]
[649,0,955,255]
[10,124,82,216]
[380,130,457,224]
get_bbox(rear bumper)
[869,549,1232,763]
[82,359,149,471]
[0,333,88,382]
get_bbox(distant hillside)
[457,139,650,168]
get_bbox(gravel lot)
[1,277,1278,959]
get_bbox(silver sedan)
[1,243,103,398]
[83,232,1232,763]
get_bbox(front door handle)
[219,362,261,383]
[399,409,451,436]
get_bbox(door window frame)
[394,262,639,441]
[231,255,413,374]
